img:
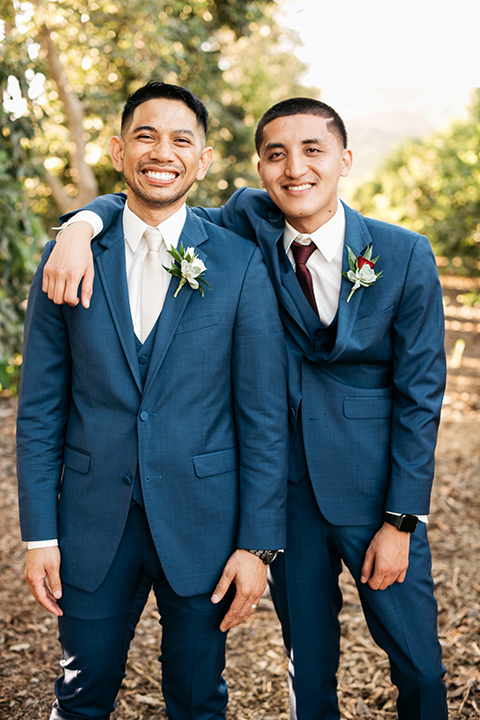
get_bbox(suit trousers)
[269,474,448,720]
[50,503,234,720]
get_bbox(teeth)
[285,183,313,191]
[145,170,177,180]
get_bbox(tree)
[0,0,315,392]
[353,89,480,275]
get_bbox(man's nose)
[149,138,175,162]
[284,152,307,178]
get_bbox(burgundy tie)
[291,240,319,315]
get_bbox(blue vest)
[131,322,160,507]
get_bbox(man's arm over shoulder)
[43,193,127,307]
[194,187,276,244]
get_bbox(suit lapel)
[95,215,143,392]
[142,209,207,397]
[253,209,312,343]
[326,203,373,363]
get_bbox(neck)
[286,197,340,235]
[126,192,186,226]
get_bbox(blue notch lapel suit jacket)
[17,206,288,595]
[206,188,447,525]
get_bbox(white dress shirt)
[283,200,345,327]
[27,203,186,549]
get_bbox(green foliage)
[2,0,313,227]
[0,79,46,393]
[353,89,480,275]
[0,0,314,393]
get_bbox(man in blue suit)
[17,82,288,720]
[42,97,448,719]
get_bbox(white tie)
[141,227,164,342]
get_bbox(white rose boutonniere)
[164,243,211,298]
[342,244,383,302]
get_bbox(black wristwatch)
[384,512,418,534]
[245,549,279,565]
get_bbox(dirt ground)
[1,275,479,720]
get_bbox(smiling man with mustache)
[16,82,288,720]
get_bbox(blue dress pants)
[269,474,448,720]
[50,503,234,720]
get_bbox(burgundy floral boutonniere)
[342,244,383,302]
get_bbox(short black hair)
[255,97,347,153]
[121,81,209,138]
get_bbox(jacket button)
[123,475,132,486]
[140,411,149,421]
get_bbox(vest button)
[123,475,132,486]
[140,411,149,421]
[139,355,148,364]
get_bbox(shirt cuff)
[387,512,428,524]
[27,539,59,550]
[54,210,104,239]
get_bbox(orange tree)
[354,89,480,276]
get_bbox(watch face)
[400,515,418,533]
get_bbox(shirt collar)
[283,199,346,263]
[123,201,187,254]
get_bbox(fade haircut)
[255,97,348,153]
[121,81,209,138]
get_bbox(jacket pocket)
[343,395,393,419]
[176,313,222,335]
[63,444,91,474]
[193,447,238,478]
[352,306,393,333]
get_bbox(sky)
[280,0,480,127]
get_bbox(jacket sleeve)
[16,243,72,541]
[232,246,288,549]
[387,233,446,514]
[60,192,127,225]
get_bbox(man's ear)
[109,136,124,172]
[257,159,266,189]
[341,149,353,178]
[195,146,214,180]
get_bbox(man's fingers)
[80,263,95,309]
[211,566,234,604]
[360,549,374,584]
[42,221,95,307]
[24,548,63,616]
[219,591,262,632]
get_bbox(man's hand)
[360,522,410,591]
[211,549,268,632]
[24,547,63,616]
[42,222,95,308]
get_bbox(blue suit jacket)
[17,206,288,595]
[49,189,446,527]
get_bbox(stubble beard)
[123,166,195,210]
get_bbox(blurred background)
[1,0,479,392]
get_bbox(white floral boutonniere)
[342,244,383,302]
[164,243,211,298]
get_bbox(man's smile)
[141,167,180,184]
[283,182,315,192]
